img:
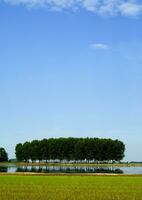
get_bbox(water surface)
[1,165,142,174]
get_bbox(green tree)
[22,142,31,162]
[15,143,24,161]
[0,148,8,162]
[40,139,49,162]
[112,140,125,161]
[30,140,40,162]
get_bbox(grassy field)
[0,175,142,200]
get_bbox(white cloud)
[119,2,142,17]
[2,0,142,17]
[4,0,75,9]
[98,0,120,15]
[90,43,108,49]
[82,0,98,12]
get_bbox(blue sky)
[0,0,142,161]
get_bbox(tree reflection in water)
[16,166,123,174]
[0,167,8,172]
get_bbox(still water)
[0,165,142,174]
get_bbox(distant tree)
[48,138,57,160]
[85,138,95,162]
[74,138,86,161]
[22,142,31,162]
[40,139,49,162]
[15,143,24,162]
[112,140,125,161]
[0,148,8,162]
[67,138,76,161]
[30,140,40,162]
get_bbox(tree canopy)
[15,137,125,163]
[0,147,8,162]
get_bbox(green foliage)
[40,139,49,162]
[15,137,125,162]
[15,143,23,161]
[0,148,8,162]
[30,140,40,162]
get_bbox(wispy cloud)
[2,0,142,17]
[119,2,142,17]
[90,43,108,50]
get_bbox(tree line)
[15,138,125,163]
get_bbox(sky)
[0,0,142,161]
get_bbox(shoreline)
[0,172,142,176]
[1,162,142,167]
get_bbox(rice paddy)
[0,175,142,200]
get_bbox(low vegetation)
[0,175,142,200]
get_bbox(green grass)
[0,175,142,200]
